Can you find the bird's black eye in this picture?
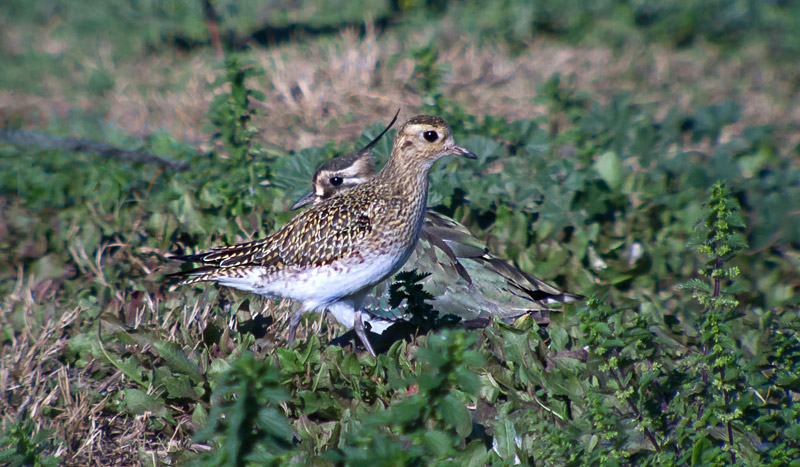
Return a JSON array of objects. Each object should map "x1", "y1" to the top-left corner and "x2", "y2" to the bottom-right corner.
[
  {"x1": 329, "y1": 176, "x2": 344, "y2": 186},
  {"x1": 423, "y1": 130, "x2": 439, "y2": 142}
]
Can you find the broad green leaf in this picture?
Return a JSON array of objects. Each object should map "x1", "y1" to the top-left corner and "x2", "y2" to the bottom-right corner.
[
  {"x1": 256, "y1": 407, "x2": 294, "y2": 442},
  {"x1": 192, "y1": 404, "x2": 208, "y2": 429},
  {"x1": 439, "y1": 394, "x2": 472, "y2": 438},
  {"x1": 594, "y1": 151, "x2": 623, "y2": 190},
  {"x1": 491, "y1": 415, "x2": 517, "y2": 461},
  {"x1": 164, "y1": 376, "x2": 200, "y2": 400},
  {"x1": 548, "y1": 325, "x2": 569, "y2": 352},
  {"x1": 123, "y1": 389, "x2": 169, "y2": 419},
  {"x1": 153, "y1": 341, "x2": 204, "y2": 383},
  {"x1": 341, "y1": 352, "x2": 361, "y2": 376},
  {"x1": 421, "y1": 430, "x2": 451, "y2": 458},
  {"x1": 691, "y1": 436, "x2": 714, "y2": 466},
  {"x1": 458, "y1": 440, "x2": 489, "y2": 467}
]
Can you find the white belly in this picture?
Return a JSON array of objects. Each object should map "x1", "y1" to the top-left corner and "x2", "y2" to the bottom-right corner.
[{"x1": 212, "y1": 246, "x2": 413, "y2": 311}]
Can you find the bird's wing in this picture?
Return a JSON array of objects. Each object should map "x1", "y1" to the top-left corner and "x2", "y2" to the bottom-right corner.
[
  {"x1": 172, "y1": 194, "x2": 377, "y2": 278},
  {"x1": 423, "y1": 210, "x2": 488, "y2": 258}
]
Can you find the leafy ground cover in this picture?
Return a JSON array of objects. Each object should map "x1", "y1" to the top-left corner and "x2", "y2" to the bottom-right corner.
[{"x1": 1, "y1": 1, "x2": 799, "y2": 465}]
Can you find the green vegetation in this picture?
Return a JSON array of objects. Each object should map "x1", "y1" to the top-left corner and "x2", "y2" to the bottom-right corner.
[{"x1": 2, "y1": 0, "x2": 799, "y2": 465}]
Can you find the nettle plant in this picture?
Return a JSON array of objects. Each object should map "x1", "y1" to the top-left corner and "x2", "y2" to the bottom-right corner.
[
  {"x1": 171, "y1": 53, "x2": 279, "y2": 249},
  {"x1": 565, "y1": 182, "x2": 800, "y2": 465},
  {"x1": 200, "y1": 54, "x2": 275, "y2": 224},
  {"x1": 189, "y1": 183, "x2": 799, "y2": 466}
]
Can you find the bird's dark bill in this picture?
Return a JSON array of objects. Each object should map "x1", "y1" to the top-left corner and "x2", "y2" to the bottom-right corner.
[{"x1": 291, "y1": 191, "x2": 317, "y2": 210}]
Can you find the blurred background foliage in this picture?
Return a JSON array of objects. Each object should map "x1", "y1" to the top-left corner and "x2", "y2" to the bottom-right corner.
[{"x1": 1, "y1": 0, "x2": 799, "y2": 465}]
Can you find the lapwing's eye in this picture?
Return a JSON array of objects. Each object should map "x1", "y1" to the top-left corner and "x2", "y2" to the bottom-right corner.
[
  {"x1": 329, "y1": 176, "x2": 344, "y2": 186},
  {"x1": 423, "y1": 130, "x2": 439, "y2": 143}
]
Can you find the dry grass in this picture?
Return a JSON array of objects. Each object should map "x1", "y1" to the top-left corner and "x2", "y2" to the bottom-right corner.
[
  {"x1": 0, "y1": 251, "x2": 342, "y2": 464},
  {"x1": 4, "y1": 23, "x2": 799, "y2": 153}
]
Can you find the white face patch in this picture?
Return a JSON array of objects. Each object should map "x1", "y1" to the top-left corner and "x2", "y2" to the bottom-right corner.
[
  {"x1": 314, "y1": 159, "x2": 376, "y2": 198},
  {"x1": 337, "y1": 165, "x2": 365, "y2": 181},
  {"x1": 347, "y1": 157, "x2": 376, "y2": 180}
]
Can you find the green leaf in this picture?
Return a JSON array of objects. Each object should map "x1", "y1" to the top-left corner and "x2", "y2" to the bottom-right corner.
[
  {"x1": 594, "y1": 151, "x2": 623, "y2": 190},
  {"x1": 152, "y1": 341, "x2": 203, "y2": 383},
  {"x1": 548, "y1": 325, "x2": 569, "y2": 352},
  {"x1": 722, "y1": 281, "x2": 748, "y2": 294},
  {"x1": 588, "y1": 434, "x2": 599, "y2": 452},
  {"x1": 491, "y1": 415, "x2": 517, "y2": 461},
  {"x1": 439, "y1": 394, "x2": 472, "y2": 438},
  {"x1": 123, "y1": 389, "x2": 169, "y2": 419},
  {"x1": 679, "y1": 278, "x2": 711, "y2": 293},
  {"x1": 164, "y1": 376, "x2": 200, "y2": 400},
  {"x1": 192, "y1": 404, "x2": 208, "y2": 429},
  {"x1": 379, "y1": 396, "x2": 426, "y2": 426},
  {"x1": 421, "y1": 430, "x2": 451, "y2": 458},
  {"x1": 276, "y1": 347, "x2": 302, "y2": 373},
  {"x1": 498, "y1": 324, "x2": 530, "y2": 366},
  {"x1": 256, "y1": 407, "x2": 294, "y2": 443},
  {"x1": 458, "y1": 440, "x2": 489, "y2": 467},
  {"x1": 340, "y1": 352, "x2": 361, "y2": 376},
  {"x1": 94, "y1": 345, "x2": 146, "y2": 388},
  {"x1": 691, "y1": 436, "x2": 713, "y2": 466}
]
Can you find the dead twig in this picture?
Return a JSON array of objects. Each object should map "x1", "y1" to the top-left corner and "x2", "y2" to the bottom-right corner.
[{"x1": 0, "y1": 128, "x2": 190, "y2": 171}]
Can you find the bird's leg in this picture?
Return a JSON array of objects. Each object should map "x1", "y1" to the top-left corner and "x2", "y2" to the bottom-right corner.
[
  {"x1": 287, "y1": 308, "x2": 305, "y2": 345},
  {"x1": 353, "y1": 309, "x2": 377, "y2": 356}
]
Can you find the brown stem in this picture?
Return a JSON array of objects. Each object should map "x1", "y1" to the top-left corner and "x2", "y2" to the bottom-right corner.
[
  {"x1": 202, "y1": 0, "x2": 225, "y2": 59},
  {"x1": 0, "y1": 128, "x2": 190, "y2": 171},
  {"x1": 609, "y1": 368, "x2": 661, "y2": 453}
]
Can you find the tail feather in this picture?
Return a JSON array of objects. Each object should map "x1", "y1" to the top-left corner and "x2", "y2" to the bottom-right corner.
[
  {"x1": 170, "y1": 252, "x2": 210, "y2": 264},
  {"x1": 166, "y1": 264, "x2": 219, "y2": 280},
  {"x1": 170, "y1": 236, "x2": 271, "y2": 269},
  {"x1": 168, "y1": 248, "x2": 261, "y2": 285},
  {"x1": 482, "y1": 257, "x2": 584, "y2": 304},
  {"x1": 363, "y1": 108, "x2": 400, "y2": 151}
]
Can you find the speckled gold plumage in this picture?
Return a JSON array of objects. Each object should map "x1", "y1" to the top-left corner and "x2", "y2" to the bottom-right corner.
[{"x1": 171, "y1": 114, "x2": 476, "y2": 355}]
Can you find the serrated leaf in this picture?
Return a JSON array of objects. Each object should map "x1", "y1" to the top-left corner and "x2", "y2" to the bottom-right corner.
[
  {"x1": 256, "y1": 407, "x2": 294, "y2": 442},
  {"x1": 678, "y1": 278, "x2": 711, "y2": 293},
  {"x1": 439, "y1": 394, "x2": 472, "y2": 438},
  {"x1": 123, "y1": 389, "x2": 169, "y2": 418},
  {"x1": 164, "y1": 375, "x2": 200, "y2": 399},
  {"x1": 153, "y1": 341, "x2": 203, "y2": 383},
  {"x1": 728, "y1": 232, "x2": 749, "y2": 249},
  {"x1": 421, "y1": 430, "x2": 451, "y2": 457}
]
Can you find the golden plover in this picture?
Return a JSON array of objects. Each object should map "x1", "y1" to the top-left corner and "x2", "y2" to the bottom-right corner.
[
  {"x1": 172, "y1": 115, "x2": 476, "y2": 355},
  {"x1": 291, "y1": 136, "x2": 582, "y2": 326}
]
